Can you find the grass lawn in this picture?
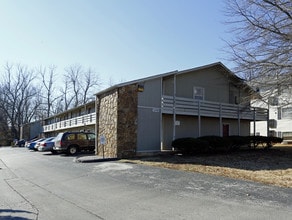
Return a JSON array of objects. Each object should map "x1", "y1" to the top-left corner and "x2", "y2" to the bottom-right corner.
[{"x1": 121, "y1": 145, "x2": 292, "y2": 188}]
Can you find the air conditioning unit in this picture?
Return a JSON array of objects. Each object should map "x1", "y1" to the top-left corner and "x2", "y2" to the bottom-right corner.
[{"x1": 269, "y1": 119, "x2": 277, "y2": 128}]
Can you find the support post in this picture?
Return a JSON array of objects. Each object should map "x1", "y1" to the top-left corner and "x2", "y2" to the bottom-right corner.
[
  {"x1": 219, "y1": 103, "x2": 222, "y2": 136},
  {"x1": 238, "y1": 106, "x2": 241, "y2": 135},
  {"x1": 253, "y1": 107, "x2": 256, "y2": 136},
  {"x1": 267, "y1": 107, "x2": 270, "y2": 136},
  {"x1": 198, "y1": 101, "x2": 201, "y2": 137},
  {"x1": 172, "y1": 74, "x2": 176, "y2": 141}
]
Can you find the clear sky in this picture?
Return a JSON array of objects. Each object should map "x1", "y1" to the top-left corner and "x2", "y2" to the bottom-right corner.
[{"x1": 0, "y1": 0, "x2": 231, "y2": 89}]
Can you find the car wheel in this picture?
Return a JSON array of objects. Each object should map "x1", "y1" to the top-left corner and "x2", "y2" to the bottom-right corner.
[
  {"x1": 68, "y1": 146, "x2": 77, "y2": 155},
  {"x1": 51, "y1": 150, "x2": 57, "y2": 154}
]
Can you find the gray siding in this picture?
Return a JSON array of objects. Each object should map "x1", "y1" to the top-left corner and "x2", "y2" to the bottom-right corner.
[
  {"x1": 137, "y1": 78, "x2": 162, "y2": 152},
  {"x1": 163, "y1": 68, "x2": 245, "y2": 104},
  {"x1": 162, "y1": 115, "x2": 200, "y2": 150},
  {"x1": 162, "y1": 115, "x2": 251, "y2": 150}
]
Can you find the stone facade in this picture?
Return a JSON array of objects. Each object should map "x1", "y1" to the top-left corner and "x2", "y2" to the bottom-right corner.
[
  {"x1": 117, "y1": 85, "x2": 138, "y2": 158},
  {"x1": 96, "y1": 84, "x2": 138, "y2": 158},
  {"x1": 96, "y1": 89, "x2": 118, "y2": 158}
]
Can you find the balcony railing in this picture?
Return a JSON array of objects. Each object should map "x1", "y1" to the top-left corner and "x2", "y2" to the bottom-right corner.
[
  {"x1": 43, "y1": 113, "x2": 96, "y2": 133},
  {"x1": 161, "y1": 95, "x2": 268, "y2": 121}
]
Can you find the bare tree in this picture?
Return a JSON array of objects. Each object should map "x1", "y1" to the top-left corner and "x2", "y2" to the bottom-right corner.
[
  {"x1": 65, "y1": 64, "x2": 82, "y2": 108},
  {"x1": 63, "y1": 64, "x2": 101, "y2": 109},
  {"x1": 81, "y1": 67, "x2": 101, "y2": 104},
  {"x1": 38, "y1": 66, "x2": 61, "y2": 117},
  {"x1": 0, "y1": 63, "x2": 41, "y2": 139},
  {"x1": 224, "y1": 0, "x2": 292, "y2": 103},
  {"x1": 58, "y1": 78, "x2": 74, "y2": 112}
]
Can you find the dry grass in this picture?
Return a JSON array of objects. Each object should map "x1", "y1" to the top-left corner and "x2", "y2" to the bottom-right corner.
[{"x1": 121, "y1": 145, "x2": 292, "y2": 188}]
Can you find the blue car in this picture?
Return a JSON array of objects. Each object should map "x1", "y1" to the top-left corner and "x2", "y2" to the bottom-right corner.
[{"x1": 27, "y1": 138, "x2": 45, "y2": 150}]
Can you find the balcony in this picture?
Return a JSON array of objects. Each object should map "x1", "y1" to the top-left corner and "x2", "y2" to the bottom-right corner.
[
  {"x1": 43, "y1": 113, "x2": 96, "y2": 133},
  {"x1": 161, "y1": 95, "x2": 268, "y2": 121}
]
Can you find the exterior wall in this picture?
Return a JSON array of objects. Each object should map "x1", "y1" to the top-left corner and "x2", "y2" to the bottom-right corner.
[
  {"x1": 251, "y1": 103, "x2": 292, "y2": 138},
  {"x1": 93, "y1": 63, "x2": 261, "y2": 156},
  {"x1": 137, "y1": 78, "x2": 162, "y2": 152},
  {"x1": 21, "y1": 120, "x2": 43, "y2": 140},
  {"x1": 117, "y1": 85, "x2": 138, "y2": 158},
  {"x1": 96, "y1": 85, "x2": 138, "y2": 158},
  {"x1": 162, "y1": 114, "x2": 200, "y2": 150},
  {"x1": 163, "y1": 67, "x2": 247, "y2": 104},
  {"x1": 162, "y1": 114, "x2": 251, "y2": 150},
  {"x1": 161, "y1": 65, "x2": 253, "y2": 150},
  {"x1": 96, "y1": 90, "x2": 118, "y2": 158}
]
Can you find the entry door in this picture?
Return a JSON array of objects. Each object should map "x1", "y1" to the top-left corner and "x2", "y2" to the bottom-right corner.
[{"x1": 223, "y1": 124, "x2": 229, "y2": 137}]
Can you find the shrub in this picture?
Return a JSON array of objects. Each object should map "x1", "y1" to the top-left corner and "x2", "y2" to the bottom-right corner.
[
  {"x1": 226, "y1": 136, "x2": 250, "y2": 150},
  {"x1": 171, "y1": 137, "x2": 209, "y2": 155},
  {"x1": 198, "y1": 136, "x2": 232, "y2": 152},
  {"x1": 247, "y1": 136, "x2": 283, "y2": 149}
]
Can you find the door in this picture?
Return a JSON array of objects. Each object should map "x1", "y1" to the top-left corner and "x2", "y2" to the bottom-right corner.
[{"x1": 223, "y1": 124, "x2": 229, "y2": 137}]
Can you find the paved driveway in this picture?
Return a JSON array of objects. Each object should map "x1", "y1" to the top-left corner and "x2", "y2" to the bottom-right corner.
[{"x1": 0, "y1": 147, "x2": 291, "y2": 219}]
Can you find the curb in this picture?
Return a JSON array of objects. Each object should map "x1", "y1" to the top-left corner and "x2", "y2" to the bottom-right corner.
[{"x1": 75, "y1": 157, "x2": 119, "y2": 163}]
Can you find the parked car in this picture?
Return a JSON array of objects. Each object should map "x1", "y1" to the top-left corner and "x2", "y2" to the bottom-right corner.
[
  {"x1": 25, "y1": 138, "x2": 38, "y2": 148},
  {"x1": 27, "y1": 138, "x2": 46, "y2": 150},
  {"x1": 38, "y1": 137, "x2": 56, "y2": 153},
  {"x1": 53, "y1": 131, "x2": 95, "y2": 155},
  {"x1": 15, "y1": 139, "x2": 26, "y2": 147}
]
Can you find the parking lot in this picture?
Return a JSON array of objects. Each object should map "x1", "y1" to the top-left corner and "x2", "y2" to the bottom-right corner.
[{"x1": 1, "y1": 147, "x2": 292, "y2": 219}]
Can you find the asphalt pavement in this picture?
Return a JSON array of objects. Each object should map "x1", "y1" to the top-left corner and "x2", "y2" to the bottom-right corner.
[{"x1": 0, "y1": 147, "x2": 291, "y2": 220}]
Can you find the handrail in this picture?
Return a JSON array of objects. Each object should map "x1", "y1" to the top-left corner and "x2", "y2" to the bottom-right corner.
[
  {"x1": 43, "y1": 113, "x2": 96, "y2": 132},
  {"x1": 161, "y1": 95, "x2": 268, "y2": 121}
]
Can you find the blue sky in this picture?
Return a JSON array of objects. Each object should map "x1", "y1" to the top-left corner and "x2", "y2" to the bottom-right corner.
[{"x1": 0, "y1": 0, "x2": 231, "y2": 88}]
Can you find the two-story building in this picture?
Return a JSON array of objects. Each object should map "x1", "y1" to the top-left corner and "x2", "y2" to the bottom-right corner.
[
  {"x1": 43, "y1": 101, "x2": 96, "y2": 137},
  {"x1": 95, "y1": 62, "x2": 268, "y2": 158},
  {"x1": 250, "y1": 78, "x2": 292, "y2": 144}
]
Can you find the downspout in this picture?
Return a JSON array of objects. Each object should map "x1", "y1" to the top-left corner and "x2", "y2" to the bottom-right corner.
[
  {"x1": 238, "y1": 106, "x2": 241, "y2": 135},
  {"x1": 253, "y1": 107, "x2": 256, "y2": 136},
  {"x1": 173, "y1": 74, "x2": 177, "y2": 141},
  {"x1": 198, "y1": 101, "x2": 201, "y2": 137},
  {"x1": 267, "y1": 104, "x2": 270, "y2": 136},
  {"x1": 95, "y1": 95, "x2": 99, "y2": 155},
  {"x1": 219, "y1": 103, "x2": 222, "y2": 136},
  {"x1": 160, "y1": 77, "x2": 163, "y2": 151}
]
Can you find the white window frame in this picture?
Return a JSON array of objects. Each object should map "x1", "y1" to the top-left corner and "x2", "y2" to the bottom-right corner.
[
  {"x1": 282, "y1": 107, "x2": 292, "y2": 119},
  {"x1": 193, "y1": 87, "x2": 205, "y2": 100}
]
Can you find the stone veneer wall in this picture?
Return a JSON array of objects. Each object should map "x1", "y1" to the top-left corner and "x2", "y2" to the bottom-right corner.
[
  {"x1": 116, "y1": 85, "x2": 138, "y2": 158},
  {"x1": 96, "y1": 89, "x2": 118, "y2": 158},
  {"x1": 96, "y1": 84, "x2": 138, "y2": 159}
]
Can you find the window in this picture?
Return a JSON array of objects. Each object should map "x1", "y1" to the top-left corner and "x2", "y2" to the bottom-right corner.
[
  {"x1": 65, "y1": 134, "x2": 75, "y2": 141},
  {"x1": 283, "y1": 132, "x2": 292, "y2": 139},
  {"x1": 193, "y1": 87, "x2": 205, "y2": 100},
  {"x1": 87, "y1": 133, "x2": 96, "y2": 141},
  {"x1": 277, "y1": 107, "x2": 282, "y2": 120},
  {"x1": 268, "y1": 97, "x2": 279, "y2": 106},
  {"x1": 282, "y1": 107, "x2": 292, "y2": 119},
  {"x1": 77, "y1": 133, "x2": 87, "y2": 140}
]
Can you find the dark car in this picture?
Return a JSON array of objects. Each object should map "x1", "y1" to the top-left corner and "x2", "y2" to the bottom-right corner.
[
  {"x1": 15, "y1": 139, "x2": 26, "y2": 147},
  {"x1": 53, "y1": 131, "x2": 95, "y2": 155}
]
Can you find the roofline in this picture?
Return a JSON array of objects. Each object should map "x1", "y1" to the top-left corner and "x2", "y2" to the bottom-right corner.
[
  {"x1": 44, "y1": 100, "x2": 95, "y2": 120},
  {"x1": 95, "y1": 62, "x2": 238, "y2": 96},
  {"x1": 95, "y1": 70, "x2": 179, "y2": 96}
]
